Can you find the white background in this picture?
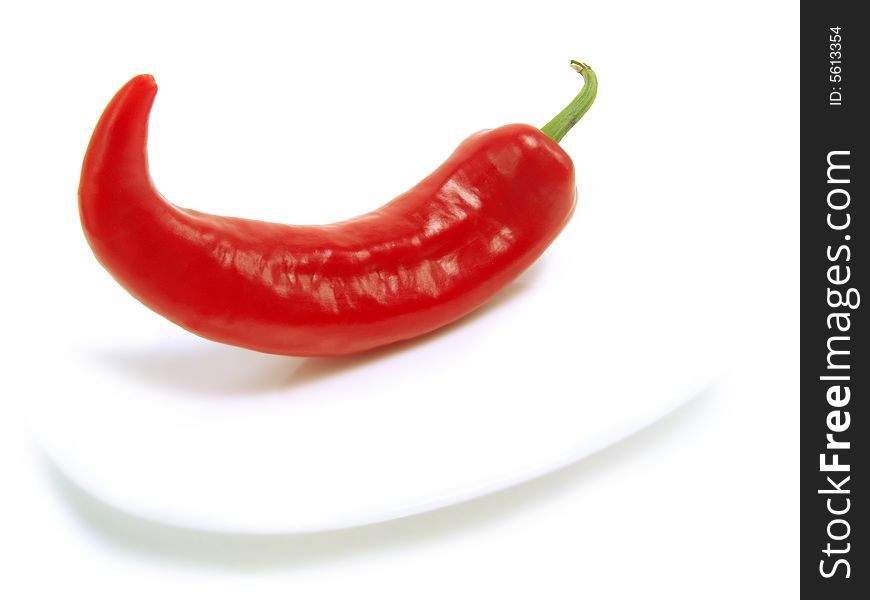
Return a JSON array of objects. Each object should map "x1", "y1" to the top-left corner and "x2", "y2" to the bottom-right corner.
[{"x1": 1, "y1": 0, "x2": 798, "y2": 597}]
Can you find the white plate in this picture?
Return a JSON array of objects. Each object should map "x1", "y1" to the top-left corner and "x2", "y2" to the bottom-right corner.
[{"x1": 28, "y1": 218, "x2": 720, "y2": 533}]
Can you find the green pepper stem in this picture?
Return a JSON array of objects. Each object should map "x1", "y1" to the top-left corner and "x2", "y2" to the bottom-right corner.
[{"x1": 541, "y1": 60, "x2": 597, "y2": 143}]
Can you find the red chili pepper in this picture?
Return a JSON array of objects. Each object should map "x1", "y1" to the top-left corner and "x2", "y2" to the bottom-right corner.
[{"x1": 79, "y1": 61, "x2": 597, "y2": 356}]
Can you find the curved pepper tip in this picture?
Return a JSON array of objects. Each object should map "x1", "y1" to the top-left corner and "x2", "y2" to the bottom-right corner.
[{"x1": 130, "y1": 73, "x2": 157, "y2": 90}]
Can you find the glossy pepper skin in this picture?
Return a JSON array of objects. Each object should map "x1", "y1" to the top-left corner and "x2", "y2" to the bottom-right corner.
[{"x1": 79, "y1": 66, "x2": 594, "y2": 356}]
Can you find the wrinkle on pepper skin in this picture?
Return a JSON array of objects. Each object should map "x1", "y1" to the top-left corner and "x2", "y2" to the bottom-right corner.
[
  {"x1": 440, "y1": 179, "x2": 483, "y2": 210},
  {"x1": 488, "y1": 227, "x2": 516, "y2": 255}
]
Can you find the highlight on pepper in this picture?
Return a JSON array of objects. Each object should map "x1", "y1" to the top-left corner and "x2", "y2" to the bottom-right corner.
[{"x1": 78, "y1": 62, "x2": 597, "y2": 356}]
